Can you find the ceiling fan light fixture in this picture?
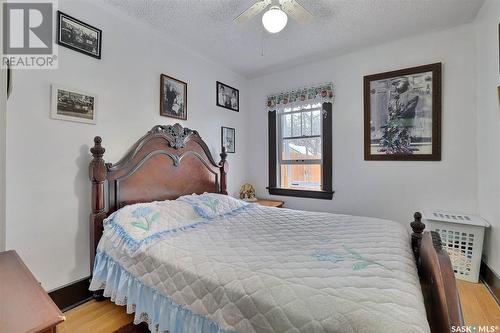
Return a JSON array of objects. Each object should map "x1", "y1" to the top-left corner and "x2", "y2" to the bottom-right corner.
[{"x1": 262, "y1": 6, "x2": 288, "y2": 33}]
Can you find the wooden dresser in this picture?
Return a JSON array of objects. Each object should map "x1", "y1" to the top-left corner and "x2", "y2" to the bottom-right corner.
[{"x1": 0, "y1": 250, "x2": 65, "y2": 333}]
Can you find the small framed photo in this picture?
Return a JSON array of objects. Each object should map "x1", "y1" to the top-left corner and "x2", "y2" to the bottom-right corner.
[
  {"x1": 57, "y1": 11, "x2": 102, "y2": 59},
  {"x1": 221, "y1": 126, "x2": 235, "y2": 153},
  {"x1": 364, "y1": 63, "x2": 442, "y2": 161},
  {"x1": 217, "y1": 81, "x2": 239, "y2": 112},
  {"x1": 51, "y1": 84, "x2": 97, "y2": 124},
  {"x1": 160, "y1": 74, "x2": 187, "y2": 120}
]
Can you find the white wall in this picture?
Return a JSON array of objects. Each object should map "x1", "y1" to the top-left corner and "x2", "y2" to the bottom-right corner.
[
  {"x1": 6, "y1": 0, "x2": 250, "y2": 290},
  {"x1": 5, "y1": 0, "x2": 494, "y2": 291},
  {"x1": 248, "y1": 24, "x2": 478, "y2": 225},
  {"x1": 0, "y1": 1, "x2": 6, "y2": 252},
  {"x1": 475, "y1": 0, "x2": 500, "y2": 275}
]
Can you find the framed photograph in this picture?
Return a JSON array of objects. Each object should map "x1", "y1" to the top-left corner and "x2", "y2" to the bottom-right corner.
[
  {"x1": 160, "y1": 74, "x2": 187, "y2": 120},
  {"x1": 51, "y1": 84, "x2": 97, "y2": 124},
  {"x1": 364, "y1": 63, "x2": 441, "y2": 161},
  {"x1": 57, "y1": 11, "x2": 102, "y2": 59},
  {"x1": 6, "y1": 59, "x2": 12, "y2": 99},
  {"x1": 221, "y1": 126, "x2": 235, "y2": 153},
  {"x1": 217, "y1": 81, "x2": 239, "y2": 112}
]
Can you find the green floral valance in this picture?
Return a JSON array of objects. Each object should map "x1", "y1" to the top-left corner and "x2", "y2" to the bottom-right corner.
[{"x1": 266, "y1": 83, "x2": 334, "y2": 112}]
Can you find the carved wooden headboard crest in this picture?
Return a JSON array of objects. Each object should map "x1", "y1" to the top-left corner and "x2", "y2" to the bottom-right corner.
[{"x1": 89, "y1": 123, "x2": 228, "y2": 274}]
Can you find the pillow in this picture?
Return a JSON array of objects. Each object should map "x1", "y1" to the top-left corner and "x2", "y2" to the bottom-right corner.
[
  {"x1": 177, "y1": 193, "x2": 250, "y2": 219},
  {"x1": 102, "y1": 199, "x2": 200, "y2": 255}
]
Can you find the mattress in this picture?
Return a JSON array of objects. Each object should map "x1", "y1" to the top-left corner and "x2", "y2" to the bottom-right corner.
[{"x1": 90, "y1": 194, "x2": 430, "y2": 333}]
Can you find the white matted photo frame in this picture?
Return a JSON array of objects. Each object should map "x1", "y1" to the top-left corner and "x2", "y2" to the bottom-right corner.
[
  {"x1": 221, "y1": 126, "x2": 235, "y2": 153},
  {"x1": 51, "y1": 84, "x2": 97, "y2": 124}
]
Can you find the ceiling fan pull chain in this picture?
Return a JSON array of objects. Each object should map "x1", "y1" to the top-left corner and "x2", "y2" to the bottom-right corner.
[{"x1": 261, "y1": 33, "x2": 265, "y2": 57}]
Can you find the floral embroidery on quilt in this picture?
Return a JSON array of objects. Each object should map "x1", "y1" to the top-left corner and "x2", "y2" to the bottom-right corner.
[
  {"x1": 311, "y1": 245, "x2": 391, "y2": 271},
  {"x1": 199, "y1": 196, "x2": 221, "y2": 214},
  {"x1": 130, "y1": 207, "x2": 161, "y2": 231},
  {"x1": 311, "y1": 249, "x2": 344, "y2": 263},
  {"x1": 177, "y1": 193, "x2": 250, "y2": 219},
  {"x1": 317, "y1": 235, "x2": 332, "y2": 243},
  {"x1": 342, "y1": 245, "x2": 391, "y2": 271}
]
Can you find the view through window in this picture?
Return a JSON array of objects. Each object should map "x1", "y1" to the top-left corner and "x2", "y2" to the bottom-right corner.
[{"x1": 278, "y1": 103, "x2": 322, "y2": 190}]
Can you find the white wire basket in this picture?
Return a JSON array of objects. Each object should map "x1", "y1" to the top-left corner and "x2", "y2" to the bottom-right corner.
[{"x1": 423, "y1": 211, "x2": 490, "y2": 283}]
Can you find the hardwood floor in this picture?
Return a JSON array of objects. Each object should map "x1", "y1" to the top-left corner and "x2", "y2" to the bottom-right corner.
[
  {"x1": 457, "y1": 280, "x2": 500, "y2": 328},
  {"x1": 58, "y1": 300, "x2": 133, "y2": 333},
  {"x1": 59, "y1": 281, "x2": 500, "y2": 332}
]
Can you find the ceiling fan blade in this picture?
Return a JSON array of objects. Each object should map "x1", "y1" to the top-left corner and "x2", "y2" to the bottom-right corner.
[
  {"x1": 280, "y1": 0, "x2": 312, "y2": 23},
  {"x1": 234, "y1": 0, "x2": 272, "y2": 23}
]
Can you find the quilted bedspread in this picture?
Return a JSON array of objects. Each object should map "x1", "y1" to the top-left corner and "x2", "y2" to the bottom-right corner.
[{"x1": 91, "y1": 195, "x2": 430, "y2": 333}]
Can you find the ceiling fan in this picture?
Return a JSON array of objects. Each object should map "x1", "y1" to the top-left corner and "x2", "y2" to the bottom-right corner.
[{"x1": 234, "y1": 0, "x2": 312, "y2": 34}]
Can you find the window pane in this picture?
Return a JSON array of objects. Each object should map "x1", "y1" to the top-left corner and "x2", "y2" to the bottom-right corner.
[
  {"x1": 282, "y1": 137, "x2": 322, "y2": 160},
  {"x1": 282, "y1": 114, "x2": 291, "y2": 137},
  {"x1": 292, "y1": 113, "x2": 301, "y2": 137},
  {"x1": 302, "y1": 111, "x2": 311, "y2": 136},
  {"x1": 312, "y1": 110, "x2": 321, "y2": 135},
  {"x1": 280, "y1": 164, "x2": 321, "y2": 190}
]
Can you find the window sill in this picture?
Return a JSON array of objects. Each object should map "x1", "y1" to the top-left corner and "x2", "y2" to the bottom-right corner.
[{"x1": 266, "y1": 187, "x2": 334, "y2": 200}]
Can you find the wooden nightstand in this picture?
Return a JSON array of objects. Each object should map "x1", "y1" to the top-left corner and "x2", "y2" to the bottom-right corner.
[{"x1": 254, "y1": 199, "x2": 284, "y2": 208}]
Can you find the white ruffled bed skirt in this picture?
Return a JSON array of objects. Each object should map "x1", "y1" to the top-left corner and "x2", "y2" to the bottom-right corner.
[{"x1": 89, "y1": 251, "x2": 233, "y2": 333}]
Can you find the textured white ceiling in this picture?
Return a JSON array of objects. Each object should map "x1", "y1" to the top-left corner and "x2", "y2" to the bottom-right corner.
[{"x1": 103, "y1": 0, "x2": 484, "y2": 78}]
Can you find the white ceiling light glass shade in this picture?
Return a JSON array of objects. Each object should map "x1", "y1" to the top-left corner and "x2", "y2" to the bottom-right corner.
[{"x1": 262, "y1": 6, "x2": 288, "y2": 33}]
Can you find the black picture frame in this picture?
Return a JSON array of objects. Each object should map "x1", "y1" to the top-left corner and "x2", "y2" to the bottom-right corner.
[
  {"x1": 6, "y1": 59, "x2": 12, "y2": 99},
  {"x1": 221, "y1": 126, "x2": 235, "y2": 153},
  {"x1": 363, "y1": 63, "x2": 442, "y2": 161},
  {"x1": 57, "y1": 11, "x2": 102, "y2": 59},
  {"x1": 216, "y1": 81, "x2": 239, "y2": 112},
  {"x1": 160, "y1": 74, "x2": 188, "y2": 120}
]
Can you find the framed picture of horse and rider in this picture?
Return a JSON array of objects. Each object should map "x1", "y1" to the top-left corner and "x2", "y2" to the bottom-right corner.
[{"x1": 363, "y1": 63, "x2": 442, "y2": 161}]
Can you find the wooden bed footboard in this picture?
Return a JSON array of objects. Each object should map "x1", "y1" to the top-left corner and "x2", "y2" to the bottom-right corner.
[{"x1": 411, "y1": 212, "x2": 464, "y2": 333}]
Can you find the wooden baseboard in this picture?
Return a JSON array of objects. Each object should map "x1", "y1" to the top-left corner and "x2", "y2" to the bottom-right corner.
[
  {"x1": 480, "y1": 261, "x2": 500, "y2": 305},
  {"x1": 48, "y1": 276, "x2": 92, "y2": 312}
]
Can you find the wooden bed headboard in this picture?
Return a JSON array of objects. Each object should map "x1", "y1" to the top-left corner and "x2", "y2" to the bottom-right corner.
[{"x1": 89, "y1": 123, "x2": 228, "y2": 274}]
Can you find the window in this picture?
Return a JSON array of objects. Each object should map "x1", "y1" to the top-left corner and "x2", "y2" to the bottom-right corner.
[
  {"x1": 268, "y1": 102, "x2": 333, "y2": 199},
  {"x1": 279, "y1": 103, "x2": 322, "y2": 191}
]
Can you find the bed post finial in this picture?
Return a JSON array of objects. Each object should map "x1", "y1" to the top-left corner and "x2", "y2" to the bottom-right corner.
[
  {"x1": 90, "y1": 136, "x2": 105, "y2": 159},
  {"x1": 410, "y1": 212, "x2": 425, "y2": 261},
  {"x1": 89, "y1": 136, "x2": 107, "y2": 301},
  {"x1": 219, "y1": 146, "x2": 228, "y2": 195}
]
